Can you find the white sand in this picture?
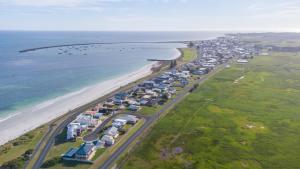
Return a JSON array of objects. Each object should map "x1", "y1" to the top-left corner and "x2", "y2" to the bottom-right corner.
[{"x1": 0, "y1": 63, "x2": 158, "y2": 145}]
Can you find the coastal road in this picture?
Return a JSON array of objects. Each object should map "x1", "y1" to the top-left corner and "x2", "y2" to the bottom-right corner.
[
  {"x1": 98, "y1": 64, "x2": 226, "y2": 169},
  {"x1": 27, "y1": 55, "x2": 172, "y2": 169}
]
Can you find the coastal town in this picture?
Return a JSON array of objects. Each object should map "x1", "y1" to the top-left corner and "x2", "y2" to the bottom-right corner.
[
  {"x1": 1, "y1": 1, "x2": 300, "y2": 168},
  {"x1": 46, "y1": 35, "x2": 260, "y2": 166},
  {"x1": 0, "y1": 34, "x2": 262, "y2": 169}
]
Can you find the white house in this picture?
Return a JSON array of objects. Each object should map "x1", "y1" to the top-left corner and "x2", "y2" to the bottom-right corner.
[
  {"x1": 101, "y1": 135, "x2": 115, "y2": 146},
  {"x1": 119, "y1": 115, "x2": 139, "y2": 124},
  {"x1": 104, "y1": 126, "x2": 119, "y2": 138},
  {"x1": 67, "y1": 123, "x2": 81, "y2": 140},
  {"x1": 74, "y1": 114, "x2": 98, "y2": 127}
]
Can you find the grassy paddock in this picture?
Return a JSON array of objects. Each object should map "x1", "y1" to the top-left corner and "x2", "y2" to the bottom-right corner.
[
  {"x1": 0, "y1": 125, "x2": 47, "y2": 167},
  {"x1": 122, "y1": 52, "x2": 300, "y2": 169},
  {"x1": 180, "y1": 48, "x2": 197, "y2": 62}
]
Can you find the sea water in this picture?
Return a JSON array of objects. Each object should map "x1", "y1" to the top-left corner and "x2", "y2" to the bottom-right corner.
[{"x1": 0, "y1": 31, "x2": 224, "y2": 121}]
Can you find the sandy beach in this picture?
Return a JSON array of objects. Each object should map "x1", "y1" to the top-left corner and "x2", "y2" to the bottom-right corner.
[{"x1": 0, "y1": 62, "x2": 158, "y2": 146}]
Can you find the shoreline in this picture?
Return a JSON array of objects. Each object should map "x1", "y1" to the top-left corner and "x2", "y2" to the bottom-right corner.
[
  {"x1": 0, "y1": 62, "x2": 156, "y2": 146},
  {"x1": 0, "y1": 48, "x2": 181, "y2": 146}
]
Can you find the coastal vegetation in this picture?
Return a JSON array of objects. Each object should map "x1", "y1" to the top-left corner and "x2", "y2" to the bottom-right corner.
[
  {"x1": 121, "y1": 52, "x2": 300, "y2": 169},
  {"x1": 0, "y1": 126, "x2": 47, "y2": 168}
]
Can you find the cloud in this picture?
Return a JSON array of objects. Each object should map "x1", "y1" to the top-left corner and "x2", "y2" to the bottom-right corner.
[
  {"x1": 0, "y1": 0, "x2": 188, "y2": 8},
  {"x1": 1, "y1": 0, "x2": 83, "y2": 7},
  {"x1": 247, "y1": 0, "x2": 300, "y2": 18}
]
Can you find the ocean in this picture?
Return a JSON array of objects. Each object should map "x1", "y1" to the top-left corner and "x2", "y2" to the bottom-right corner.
[{"x1": 0, "y1": 31, "x2": 224, "y2": 122}]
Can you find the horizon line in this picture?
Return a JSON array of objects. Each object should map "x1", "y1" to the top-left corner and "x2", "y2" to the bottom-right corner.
[{"x1": 1, "y1": 29, "x2": 300, "y2": 33}]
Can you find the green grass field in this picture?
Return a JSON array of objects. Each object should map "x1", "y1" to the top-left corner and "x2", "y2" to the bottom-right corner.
[
  {"x1": 181, "y1": 48, "x2": 197, "y2": 62},
  {"x1": 122, "y1": 52, "x2": 300, "y2": 169}
]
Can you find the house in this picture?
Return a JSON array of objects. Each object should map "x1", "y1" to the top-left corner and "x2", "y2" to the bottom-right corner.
[
  {"x1": 92, "y1": 140, "x2": 103, "y2": 148},
  {"x1": 62, "y1": 148, "x2": 78, "y2": 160},
  {"x1": 140, "y1": 99, "x2": 149, "y2": 106},
  {"x1": 62, "y1": 140, "x2": 102, "y2": 162},
  {"x1": 114, "y1": 92, "x2": 128, "y2": 100},
  {"x1": 112, "y1": 119, "x2": 127, "y2": 128},
  {"x1": 91, "y1": 104, "x2": 101, "y2": 112},
  {"x1": 101, "y1": 135, "x2": 115, "y2": 146},
  {"x1": 192, "y1": 70, "x2": 206, "y2": 75},
  {"x1": 74, "y1": 142, "x2": 96, "y2": 160},
  {"x1": 119, "y1": 115, "x2": 139, "y2": 124},
  {"x1": 75, "y1": 114, "x2": 98, "y2": 127},
  {"x1": 113, "y1": 119, "x2": 127, "y2": 125},
  {"x1": 157, "y1": 84, "x2": 169, "y2": 91},
  {"x1": 180, "y1": 78, "x2": 189, "y2": 86},
  {"x1": 67, "y1": 123, "x2": 81, "y2": 140},
  {"x1": 98, "y1": 107, "x2": 115, "y2": 115},
  {"x1": 146, "y1": 99, "x2": 158, "y2": 107},
  {"x1": 125, "y1": 99, "x2": 140, "y2": 106},
  {"x1": 237, "y1": 59, "x2": 248, "y2": 64},
  {"x1": 142, "y1": 81, "x2": 156, "y2": 89},
  {"x1": 84, "y1": 111, "x2": 97, "y2": 117},
  {"x1": 113, "y1": 98, "x2": 123, "y2": 105},
  {"x1": 128, "y1": 104, "x2": 141, "y2": 111},
  {"x1": 93, "y1": 112, "x2": 103, "y2": 119},
  {"x1": 104, "y1": 126, "x2": 119, "y2": 138},
  {"x1": 112, "y1": 121, "x2": 124, "y2": 128}
]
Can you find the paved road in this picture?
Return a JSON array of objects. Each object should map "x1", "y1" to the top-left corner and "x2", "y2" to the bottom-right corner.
[{"x1": 98, "y1": 65, "x2": 225, "y2": 169}]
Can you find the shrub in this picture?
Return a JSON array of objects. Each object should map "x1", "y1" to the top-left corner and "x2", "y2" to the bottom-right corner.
[
  {"x1": 1, "y1": 157, "x2": 24, "y2": 169},
  {"x1": 41, "y1": 157, "x2": 61, "y2": 168}
]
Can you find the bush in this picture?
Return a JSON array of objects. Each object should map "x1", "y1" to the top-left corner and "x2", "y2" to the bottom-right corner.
[
  {"x1": 41, "y1": 157, "x2": 61, "y2": 168},
  {"x1": 1, "y1": 157, "x2": 24, "y2": 169},
  {"x1": 0, "y1": 148, "x2": 35, "y2": 169},
  {"x1": 118, "y1": 128, "x2": 127, "y2": 135},
  {"x1": 24, "y1": 149, "x2": 33, "y2": 156},
  {"x1": 0, "y1": 144, "x2": 12, "y2": 155}
]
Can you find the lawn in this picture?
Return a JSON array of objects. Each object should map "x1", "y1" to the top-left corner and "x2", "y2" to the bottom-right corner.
[
  {"x1": 121, "y1": 52, "x2": 300, "y2": 169},
  {"x1": 180, "y1": 48, "x2": 197, "y2": 62}
]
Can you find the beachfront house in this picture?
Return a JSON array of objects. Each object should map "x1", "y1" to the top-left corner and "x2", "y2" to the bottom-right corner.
[
  {"x1": 75, "y1": 114, "x2": 98, "y2": 127},
  {"x1": 67, "y1": 123, "x2": 81, "y2": 140},
  {"x1": 113, "y1": 98, "x2": 123, "y2": 105},
  {"x1": 141, "y1": 81, "x2": 156, "y2": 89},
  {"x1": 114, "y1": 92, "x2": 128, "y2": 100}
]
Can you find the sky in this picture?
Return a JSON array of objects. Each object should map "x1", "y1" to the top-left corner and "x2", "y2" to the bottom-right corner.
[{"x1": 0, "y1": 0, "x2": 300, "y2": 32}]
